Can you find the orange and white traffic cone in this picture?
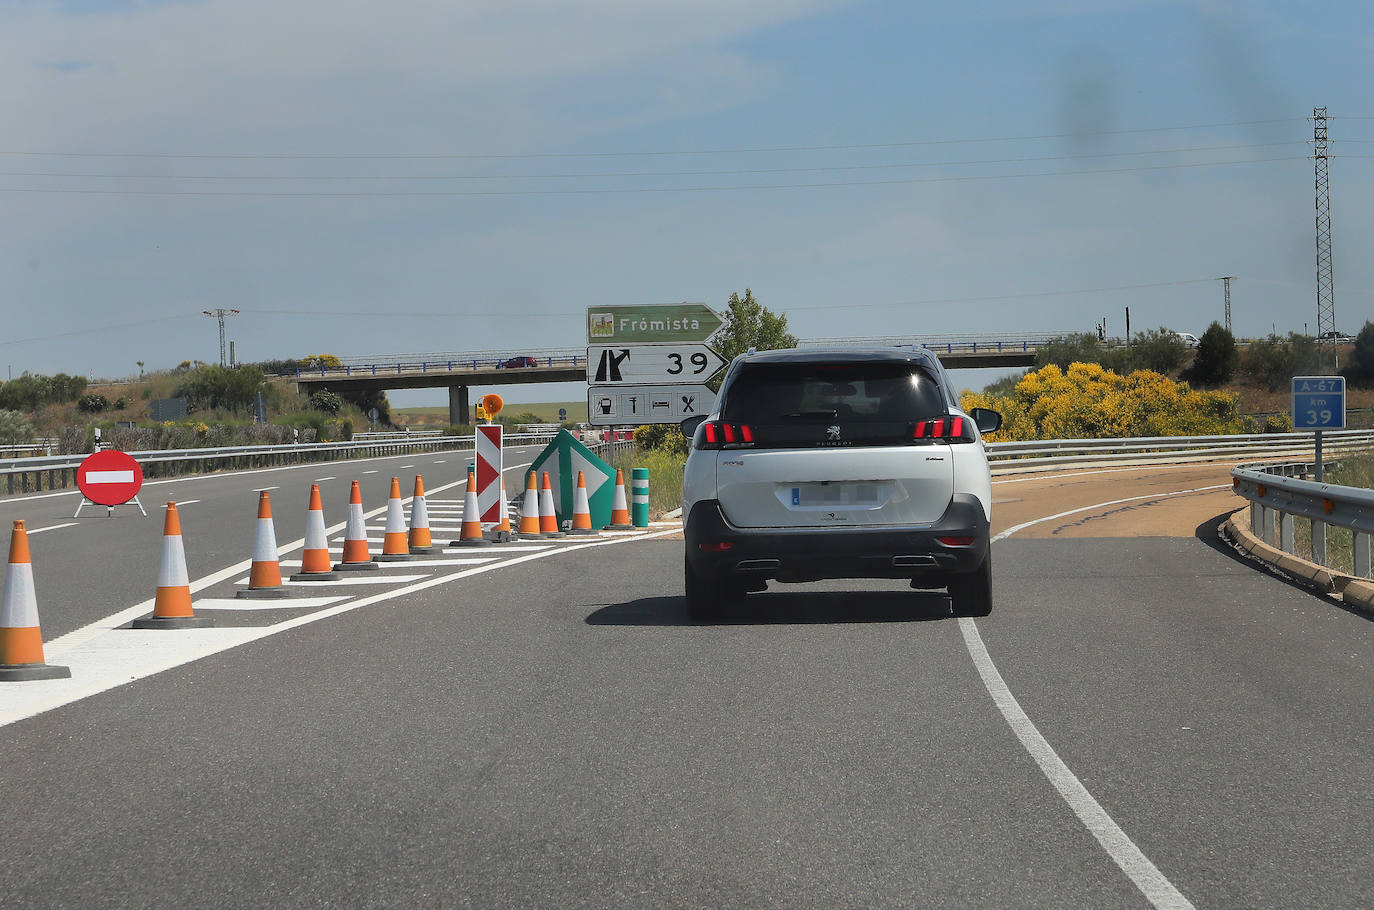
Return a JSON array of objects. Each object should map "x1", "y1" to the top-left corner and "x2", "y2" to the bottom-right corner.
[
  {"x1": 453, "y1": 470, "x2": 490, "y2": 547},
  {"x1": 568, "y1": 471, "x2": 597, "y2": 536},
  {"x1": 237, "y1": 490, "x2": 290, "y2": 598},
  {"x1": 376, "y1": 477, "x2": 416, "y2": 562},
  {"x1": 539, "y1": 471, "x2": 564, "y2": 537},
  {"x1": 494, "y1": 474, "x2": 515, "y2": 540},
  {"x1": 133, "y1": 502, "x2": 212, "y2": 629},
  {"x1": 407, "y1": 475, "x2": 435, "y2": 554},
  {"x1": 334, "y1": 481, "x2": 379, "y2": 571},
  {"x1": 605, "y1": 468, "x2": 633, "y2": 530},
  {"x1": 518, "y1": 471, "x2": 542, "y2": 537},
  {"x1": 291, "y1": 484, "x2": 339, "y2": 581},
  {"x1": 0, "y1": 520, "x2": 71, "y2": 680}
]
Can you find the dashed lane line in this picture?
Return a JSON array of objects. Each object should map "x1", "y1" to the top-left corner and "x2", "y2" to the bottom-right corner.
[{"x1": 27, "y1": 522, "x2": 78, "y2": 535}]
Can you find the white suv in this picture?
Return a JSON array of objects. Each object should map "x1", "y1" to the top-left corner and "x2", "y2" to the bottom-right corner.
[{"x1": 681, "y1": 347, "x2": 1002, "y2": 621}]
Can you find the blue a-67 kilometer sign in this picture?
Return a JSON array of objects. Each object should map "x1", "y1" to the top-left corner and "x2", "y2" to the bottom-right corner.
[{"x1": 1291, "y1": 376, "x2": 1345, "y2": 429}]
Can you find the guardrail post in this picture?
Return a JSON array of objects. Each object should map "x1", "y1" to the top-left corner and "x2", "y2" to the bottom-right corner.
[
  {"x1": 1279, "y1": 512, "x2": 1294, "y2": 553},
  {"x1": 1355, "y1": 532, "x2": 1371, "y2": 579},
  {"x1": 1311, "y1": 520, "x2": 1328, "y2": 566}
]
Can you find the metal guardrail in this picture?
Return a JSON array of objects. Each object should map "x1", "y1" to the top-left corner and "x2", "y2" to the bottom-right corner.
[
  {"x1": 0, "y1": 439, "x2": 60, "y2": 458},
  {"x1": 985, "y1": 430, "x2": 1374, "y2": 471},
  {"x1": 1231, "y1": 462, "x2": 1373, "y2": 579},
  {"x1": 352, "y1": 430, "x2": 443, "y2": 440},
  {"x1": 0, "y1": 432, "x2": 563, "y2": 497}
]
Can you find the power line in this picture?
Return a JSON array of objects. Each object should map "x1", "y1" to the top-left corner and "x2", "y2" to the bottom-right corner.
[
  {"x1": 0, "y1": 142, "x2": 1304, "y2": 182},
  {"x1": 0, "y1": 118, "x2": 1304, "y2": 161},
  {"x1": 0, "y1": 156, "x2": 1307, "y2": 198}
]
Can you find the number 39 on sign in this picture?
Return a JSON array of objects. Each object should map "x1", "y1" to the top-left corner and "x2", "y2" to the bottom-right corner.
[{"x1": 1291, "y1": 375, "x2": 1345, "y2": 430}]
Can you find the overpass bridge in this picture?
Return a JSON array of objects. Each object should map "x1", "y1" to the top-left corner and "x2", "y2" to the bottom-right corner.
[{"x1": 286, "y1": 333, "x2": 1062, "y2": 425}]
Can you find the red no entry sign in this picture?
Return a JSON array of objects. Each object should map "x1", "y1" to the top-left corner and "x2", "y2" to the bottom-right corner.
[{"x1": 77, "y1": 449, "x2": 144, "y2": 506}]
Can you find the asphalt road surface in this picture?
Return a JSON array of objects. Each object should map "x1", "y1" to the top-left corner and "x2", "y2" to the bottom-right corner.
[{"x1": 1, "y1": 455, "x2": 1370, "y2": 908}]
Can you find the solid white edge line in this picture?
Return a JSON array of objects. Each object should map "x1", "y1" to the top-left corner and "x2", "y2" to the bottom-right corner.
[
  {"x1": 176, "y1": 499, "x2": 200, "y2": 506},
  {"x1": 959, "y1": 619, "x2": 1195, "y2": 909},
  {"x1": 991, "y1": 485, "x2": 1231, "y2": 542}
]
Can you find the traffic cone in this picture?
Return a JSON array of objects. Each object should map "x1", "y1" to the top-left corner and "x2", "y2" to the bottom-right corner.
[
  {"x1": 493, "y1": 474, "x2": 514, "y2": 540},
  {"x1": 568, "y1": 471, "x2": 597, "y2": 536},
  {"x1": 334, "y1": 481, "x2": 379, "y2": 571},
  {"x1": 133, "y1": 502, "x2": 212, "y2": 629},
  {"x1": 376, "y1": 477, "x2": 416, "y2": 562},
  {"x1": 605, "y1": 468, "x2": 633, "y2": 529},
  {"x1": 518, "y1": 471, "x2": 542, "y2": 537},
  {"x1": 291, "y1": 484, "x2": 338, "y2": 581},
  {"x1": 452, "y1": 470, "x2": 490, "y2": 547},
  {"x1": 407, "y1": 475, "x2": 436, "y2": 554},
  {"x1": 539, "y1": 471, "x2": 564, "y2": 537},
  {"x1": 0, "y1": 520, "x2": 71, "y2": 680},
  {"x1": 237, "y1": 490, "x2": 290, "y2": 598}
]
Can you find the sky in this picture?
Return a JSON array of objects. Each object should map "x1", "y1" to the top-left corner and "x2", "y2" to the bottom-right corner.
[{"x1": 3, "y1": 0, "x2": 1373, "y2": 406}]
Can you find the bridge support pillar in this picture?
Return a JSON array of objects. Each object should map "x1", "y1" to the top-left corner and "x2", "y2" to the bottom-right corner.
[{"x1": 449, "y1": 385, "x2": 470, "y2": 427}]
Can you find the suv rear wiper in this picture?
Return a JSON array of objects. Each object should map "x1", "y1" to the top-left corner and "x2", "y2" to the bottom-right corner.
[{"x1": 779, "y1": 410, "x2": 839, "y2": 420}]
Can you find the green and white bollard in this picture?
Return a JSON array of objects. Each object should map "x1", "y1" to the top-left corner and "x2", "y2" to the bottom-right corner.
[{"x1": 631, "y1": 467, "x2": 650, "y2": 528}]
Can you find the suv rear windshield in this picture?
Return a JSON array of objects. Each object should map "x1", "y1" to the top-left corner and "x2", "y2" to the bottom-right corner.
[{"x1": 719, "y1": 361, "x2": 948, "y2": 446}]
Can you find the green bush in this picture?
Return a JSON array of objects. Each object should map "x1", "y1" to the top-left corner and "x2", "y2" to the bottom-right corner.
[
  {"x1": 0, "y1": 372, "x2": 88, "y2": 411},
  {"x1": 1343, "y1": 321, "x2": 1374, "y2": 387},
  {"x1": 612, "y1": 448, "x2": 687, "y2": 516},
  {"x1": 0, "y1": 409, "x2": 33, "y2": 445},
  {"x1": 1181, "y1": 322, "x2": 1238, "y2": 387},
  {"x1": 77, "y1": 393, "x2": 109, "y2": 413},
  {"x1": 174, "y1": 364, "x2": 265, "y2": 412},
  {"x1": 309, "y1": 389, "x2": 345, "y2": 415},
  {"x1": 633, "y1": 423, "x2": 689, "y2": 456}
]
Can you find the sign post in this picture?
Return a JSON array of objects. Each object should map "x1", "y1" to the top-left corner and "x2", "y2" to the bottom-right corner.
[{"x1": 75, "y1": 449, "x2": 147, "y2": 518}]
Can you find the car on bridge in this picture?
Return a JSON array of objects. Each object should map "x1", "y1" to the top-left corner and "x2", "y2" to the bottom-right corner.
[
  {"x1": 497, "y1": 356, "x2": 539, "y2": 369},
  {"x1": 680, "y1": 346, "x2": 1002, "y2": 621}
]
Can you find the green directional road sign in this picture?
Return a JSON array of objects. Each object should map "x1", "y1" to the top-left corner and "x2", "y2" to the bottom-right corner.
[
  {"x1": 586, "y1": 303, "x2": 724, "y2": 344},
  {"x1": 528, "y1": 429, "x2": 618, "y2": 528}
]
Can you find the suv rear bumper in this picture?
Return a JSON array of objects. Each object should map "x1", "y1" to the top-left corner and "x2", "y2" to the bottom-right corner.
[{"x1": 684, "y1": 495, "x2": 989, "y2": 584}]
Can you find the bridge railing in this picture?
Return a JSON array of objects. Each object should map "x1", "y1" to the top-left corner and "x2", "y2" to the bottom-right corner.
[{"x1": 1231, "y1": 462, "x2": 1373, "y2": 580}]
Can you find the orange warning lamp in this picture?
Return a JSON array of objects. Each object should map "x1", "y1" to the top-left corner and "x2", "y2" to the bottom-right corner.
[{"x1": 481, "y1": 393, "x2": 504, "y2": 420}]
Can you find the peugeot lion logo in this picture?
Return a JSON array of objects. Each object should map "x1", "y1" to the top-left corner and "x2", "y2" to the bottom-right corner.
[{"x1": 826, "y1": 425, "x2": 841, "y2": 441}]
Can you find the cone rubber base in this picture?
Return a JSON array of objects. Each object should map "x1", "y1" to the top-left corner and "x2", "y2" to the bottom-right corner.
[
  {"x1": 132, "y1": 615, "x2": 213, "y2": 630},
  {"x1": 333, "y1": 560, "x2": 381, "y2": 571},
  {"x1": 567, "y1": 528, "x2": 597, "y2": 536},
  {"x1": 290, "y1": 570, "x2": 340, "y2": 582},
  {"x1": 407, "y1": 546, "x2": 438, "y2": 554},
  {"x1": 0, "y1": 663, "x2": 72, "y2": 681},
  {"x1": 375, "y1": 552, "x2": 418, "y2": 562},
  {"x1": 486, "y1": 530, "x2": 513, "y2": 543},
  {"x1": 604, "y1": 523, "x2": 634, "y2": 530},
  {"x1": 451, "y1": 537, "x2": 491, "y2": 547},
  {"x1": 236, "y1": 587, "x2": 292, "y2": 599}
]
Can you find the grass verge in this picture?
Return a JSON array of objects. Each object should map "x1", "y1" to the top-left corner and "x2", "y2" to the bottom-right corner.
[{"x1": 611, "y1": 448, "x2": 686, "y2": 517}]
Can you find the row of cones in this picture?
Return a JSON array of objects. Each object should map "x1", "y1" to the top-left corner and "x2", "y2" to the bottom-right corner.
[{"x1": 1, "y1": 467, "x2": 643, "y2": 678}]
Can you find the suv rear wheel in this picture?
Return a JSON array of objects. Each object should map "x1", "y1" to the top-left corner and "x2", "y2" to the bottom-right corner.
[
  {"x1": 948, "y1": 550, "x2": 993, "y2": 617},
  {"x1": 684, "y1": 554, "x2": 735, "y2": 622}
]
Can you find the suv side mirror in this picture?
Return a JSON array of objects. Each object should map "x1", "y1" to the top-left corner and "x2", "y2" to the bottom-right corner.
[
  {"x1": 970, "y1": 408, "x2": 1002, "y2": 434},
  {"x1": 680, "y1": 415, "x2": 707, "y2": 438}
]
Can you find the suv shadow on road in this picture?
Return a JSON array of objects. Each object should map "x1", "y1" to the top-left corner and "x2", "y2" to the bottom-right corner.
[{"x1": 586, "y1": 590, "x2": 954, "y2": 626}]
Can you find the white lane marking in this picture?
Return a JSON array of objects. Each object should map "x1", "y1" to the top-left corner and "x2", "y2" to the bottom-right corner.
[
  {"x1": 433, "y1": 460, "x2": 447, "y2": 463},
  {"x1": 314, "y1": 476, "x2": 336, "y2": 482},
  {"x1": 27, "y1": 522, "x2": 78, "y2": 535},
  {"x1": 959, "y1": 620, "x2": 1195, "y2": 909},
  {"x1": 176, "y1": 499, "x2": 201, "y2": 506},
  {"x1": 0, "y1": 527, "x2": 680, "y2": 726},
  {"x1": 85, "y1": 470, "x2": 135, "y2": 483},
  {"x1": 401, "y1": 464, "x2": 415, "y2": 468},
  {"x1": 251, "y1": 486, "x2": 280, "y2": 492},
  {"x1": 361, "y1": 470, "x2": 379, "y2": 475},
  {"x1": 991, "y1": 485, "x2": 1231, "y2": 542},
  {"x1": 234, "y1": 573, "x2": 430, "y2": 586},
  {"x1": 195, "y1": 596, "x2": 348, "y2": 611}
]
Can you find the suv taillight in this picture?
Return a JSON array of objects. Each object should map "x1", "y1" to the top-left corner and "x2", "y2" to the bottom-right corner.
[
  {"x1": 912, "y1": 416, "x2": 974, "y2": 443},
  {"x1": 699, "y1": 421, "x2": 755, "y2": 449}
]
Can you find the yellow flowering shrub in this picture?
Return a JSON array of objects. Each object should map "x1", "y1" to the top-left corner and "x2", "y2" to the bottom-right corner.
[{"x1": 961, "y1": 363, "x2": 1246, "y2": 441}]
